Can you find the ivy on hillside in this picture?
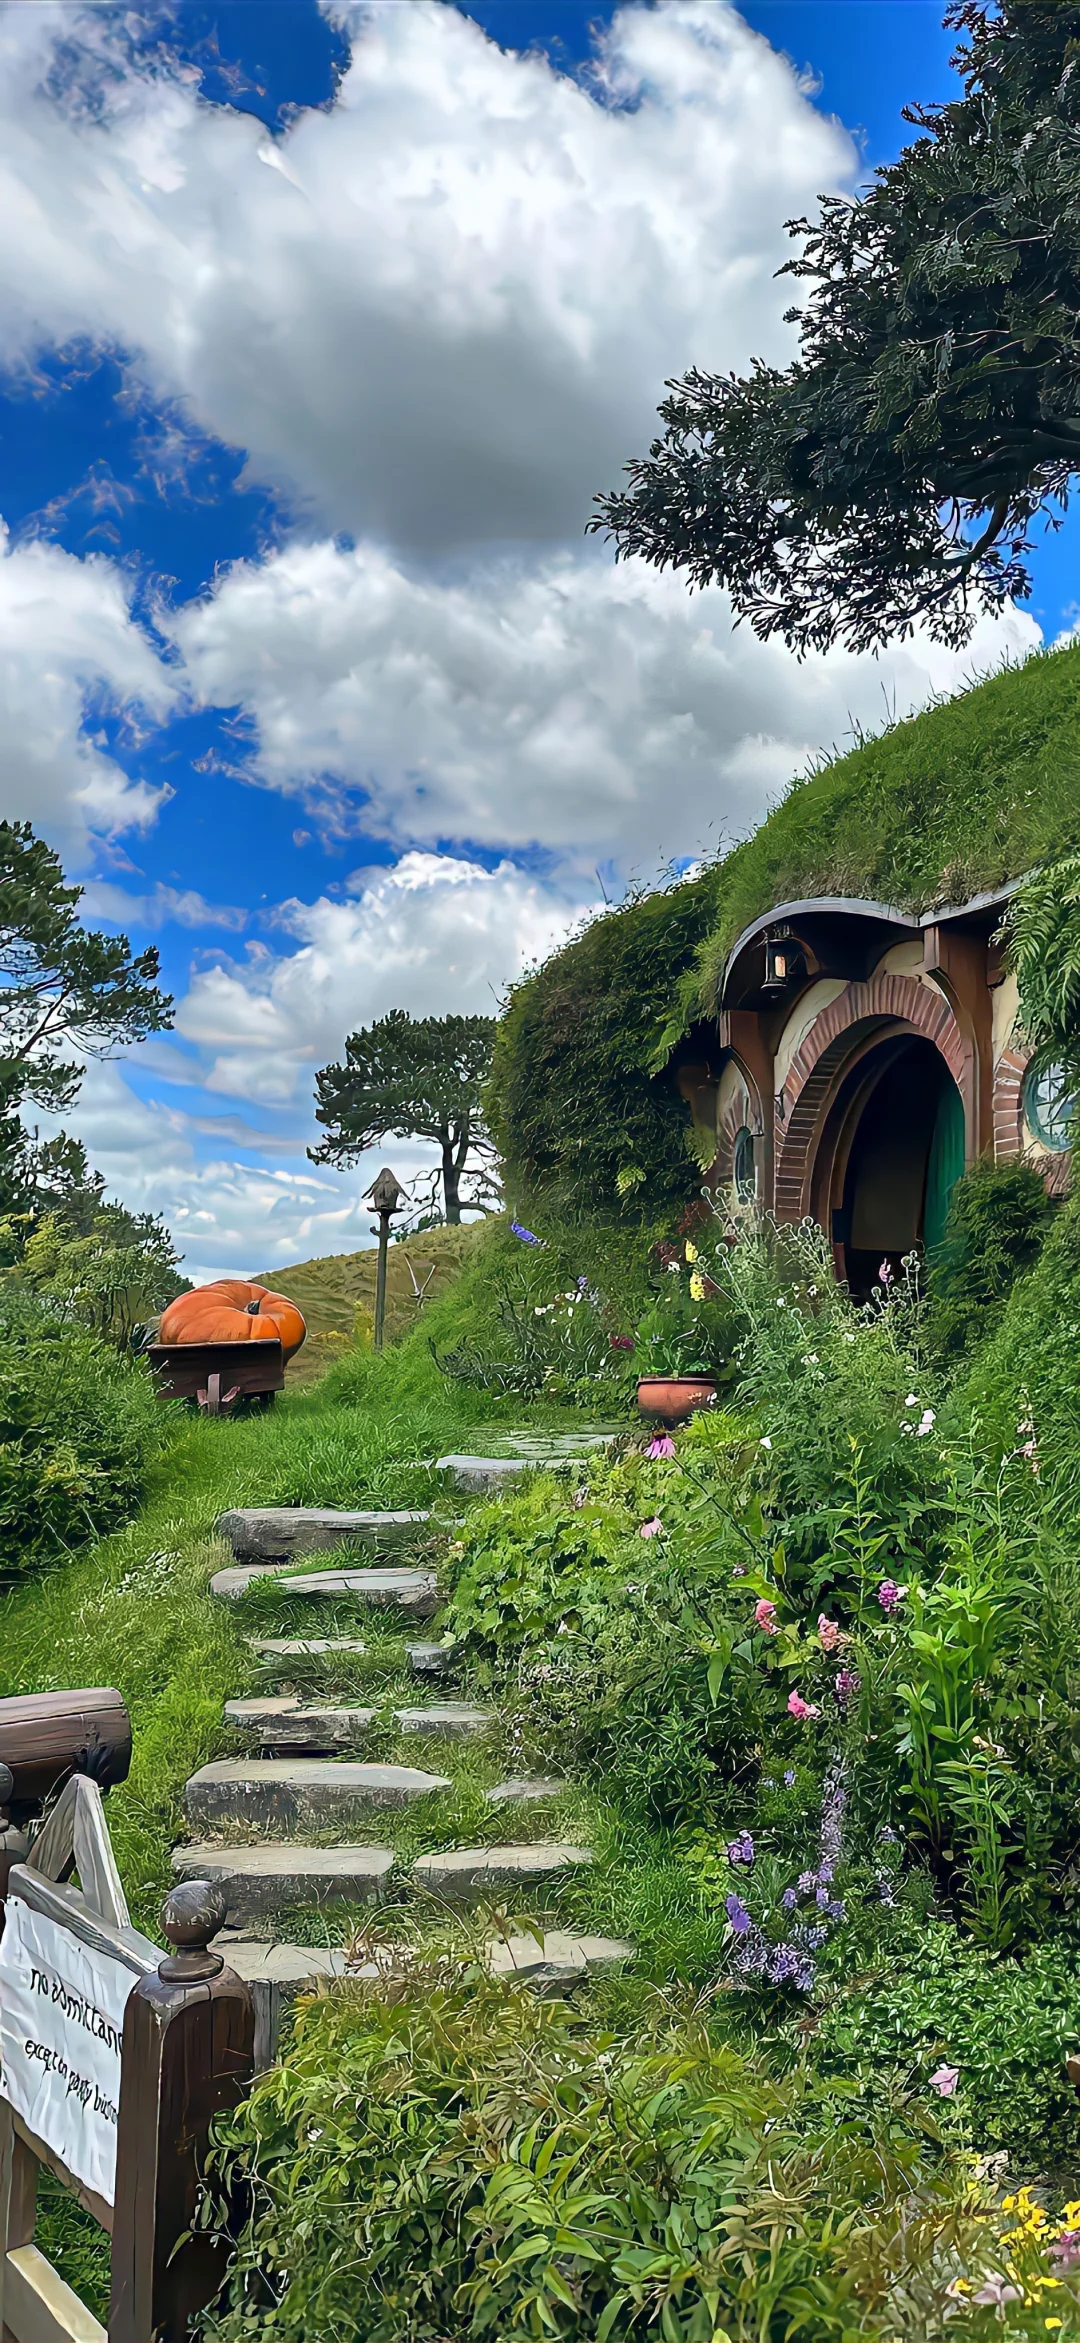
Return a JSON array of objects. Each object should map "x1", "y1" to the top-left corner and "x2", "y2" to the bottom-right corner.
[{"x1": 487, "y1": 879, "x2": 718, "y2": 1221}]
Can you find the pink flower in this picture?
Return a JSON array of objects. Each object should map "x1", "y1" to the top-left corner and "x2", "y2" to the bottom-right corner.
[
  {"x1": 754, "y1": 1598, "x2": 778, "y2": 1635},
  {"x1": 787, "y1": 1691, "x2": 819, "y2": 1721},
  {"x1": 929, "y1": 2063, "x2": 959, "y2": 2098},
  {"x1": 572, "y1": 1489, "x2": 588, "y2": 1509},
  {"x1": 645, "y1": 1434, "x2": 675, "y2": 1459},
  {"x1": 609, "y1": 1334, "x2": 634, "y2": 1351},
  {"x1": 877, "y1": 1579, "x2": 907, "y2": 1614},
  {"x1": 817, "y1": 1615, "x2": 841, "y2": 1652},
  {"x1": 639, "y1": 1516, "x2": 663, "y2": 1539}
]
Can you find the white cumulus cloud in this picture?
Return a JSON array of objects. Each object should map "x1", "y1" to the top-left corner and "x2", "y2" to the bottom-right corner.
[
  {"x1": 0, "y1": 0, "x2": 854, "y2": 550},
  {"x1": 0, "y1": 526, "x2": 174, "y2": 860},
  {"x1": 174, "y1": 536, "x2": 1041, "y2": 869},
  {"x1": 175, "y1": 849, "x2": 583, "y2": 1105}
]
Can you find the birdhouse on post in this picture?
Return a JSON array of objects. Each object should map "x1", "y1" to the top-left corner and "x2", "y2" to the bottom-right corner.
[{"x1": 363, "y1": 1167, "x2": 407, "y2": 1351}]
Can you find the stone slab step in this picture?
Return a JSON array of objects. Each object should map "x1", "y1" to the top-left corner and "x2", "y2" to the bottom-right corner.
[
  {"x1": 248, "y1": 1637, "x2": 368, "y2": 1658},
  {"x1": 226, "y1": 1698, "x2": 493, "y2": 1748},
  {"x1": 223, "y1": 1938, "x2": 350, "y2": 1984},
  {"x1": 184, "y1": 1758, "x2": 451, "y2": 1831},
  {"x1": 486, "y1": 1931, "x2": 634, "y2": 1988},
  {"x1": 501, "y1": 1432, "x2": 620, "y2": 1456},
  {"x1": 485, "y1": 1778, "x2": 568, "y2": 1806},
  {"x1": 225, "y1": 1697, "x2": 377, "y2": 1747},
  {"x1": 394, "y1": 1704, "x2": 491, "y2": 1740},
  {"x1": 410, "y1": 1843, "x2": 592, "y2": 1900},
  {"x1": 216, "y1": 1507, "x2": 430, "y2": 1561},
  {"x1": 435, "y1": 1455, "x2": 539, "y2": 1492},
  {"x1": 211, "y1": 1565, "x2": 439, "y2": 1615},
  {"x1": 406, "y1": 1641, "x2": 454, "y2": 1678},
  {"x1": 172, "y1": 1842, "x2": 394, "y2": 1922}
]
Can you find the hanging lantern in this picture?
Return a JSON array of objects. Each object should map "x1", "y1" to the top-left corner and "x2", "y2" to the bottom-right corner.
[{"x1": 762, "y1": 925, "x2": 799, "y2": 993}]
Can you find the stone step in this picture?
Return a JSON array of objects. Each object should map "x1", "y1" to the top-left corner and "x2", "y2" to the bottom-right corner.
[
  {"x1": 225, "y1": 1697, "x2": 377, "y2": 1748},
  {"x1": 248, "y1": 1637, "x2": 368, "y2": 1658},
  {"x1": 184, "y1": 1758, "x2": 451, "y2": 1831},
  {"x1": 434, "y1": 1442, "x2": 615, "y2": 1492},
  {"x1": 406, "y1": 1641, "x2": 454, "y2": 1679},
  {"x1": 486, "y1": 1931, "x2": 634, "y2": 1989},
  {"x1": 172, "y1": 1842, "x2": 394, "y2": 1923},
  {"x1": 394, "y1": 1704, "x2": 491, "y2": 1740},
  {"x1": 225, "y1": 1697, "x2": 493, "y2": 1749},
  {"x1": 211, "y1": 1565, "x2": 439, "y2": 1615},
  {"x1": 225, "y1": 1926, "x2": 631, "y2": 2064},
  {"x1": 485, "y1": 1777, "x2": 568, "y2": 1807},
  {"x1": 215, "y1": 1507, "x2": 430, "y2": 1561},
  {"x1": 410, "y1": 1843, "x2": 592, "y2": 1901}
]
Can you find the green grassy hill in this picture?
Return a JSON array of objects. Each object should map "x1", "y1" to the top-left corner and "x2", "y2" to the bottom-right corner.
[
  {"x1": 256, "y1": 1221, "x2": 489, "y2": 1382},
  {"x1": 489, "y1": 638, "x2": 1080, "y2": 1222}
]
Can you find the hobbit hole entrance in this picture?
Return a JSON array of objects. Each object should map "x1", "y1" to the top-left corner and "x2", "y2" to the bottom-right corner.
[{"x1": 817, "y1": 1037, "x2": 964, "y2": 1295}]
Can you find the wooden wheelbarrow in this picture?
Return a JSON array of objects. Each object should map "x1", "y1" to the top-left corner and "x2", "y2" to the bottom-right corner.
[{"x1": 147, "y1": 1336, "x2": 284, "y2": 1415}]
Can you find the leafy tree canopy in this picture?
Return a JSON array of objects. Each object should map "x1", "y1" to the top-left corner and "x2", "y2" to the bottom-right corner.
[
  {"x1": 593, "y1": 2, "x2": 1080, "y2": 654},
  {"x1": 0, "y1": 819, "x2": 172, "y2": 1118},
  {"x1": 311, "y1": 1010, "x2": 498, "y2": 1224}
]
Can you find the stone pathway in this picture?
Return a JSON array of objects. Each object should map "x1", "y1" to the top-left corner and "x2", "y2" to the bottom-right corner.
[{"x1": 176, "y1": 1464, "x2": 632, "y2": 2057}]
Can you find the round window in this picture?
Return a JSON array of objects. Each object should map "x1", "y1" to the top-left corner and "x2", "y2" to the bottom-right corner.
[
  {"x1": 1024, "y1": 1061, "x2": 1076, "y2": 1152},
  {"x1": 733, "y1": 1125, "x2": 756, "y2": 1199}
]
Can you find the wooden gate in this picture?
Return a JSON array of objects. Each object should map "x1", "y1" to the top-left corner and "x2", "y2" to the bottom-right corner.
[{"x1": 0, "y1": 1773, "x2": 253, "y2": 2343}]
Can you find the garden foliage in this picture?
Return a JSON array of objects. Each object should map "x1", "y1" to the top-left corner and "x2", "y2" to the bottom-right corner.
[{"x1": 0, "y1": 1289, "x2": 162, "y2": 1575}]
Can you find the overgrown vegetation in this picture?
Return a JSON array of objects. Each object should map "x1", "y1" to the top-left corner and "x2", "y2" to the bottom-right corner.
[{"x1": 490, "y1": 641, "x2": 1080, "y2": 1217}]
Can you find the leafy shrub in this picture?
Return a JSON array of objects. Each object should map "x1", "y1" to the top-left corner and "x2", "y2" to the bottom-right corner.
[
  {"x1": 811, "y1": 1924, "x2": 1080, "y2": 2175},
  {"x1": 204, "y1": 1967, "x2": 1066, "y2": 2343},
  {"x1": 0, "y1": 1289, "x2": 162, "y2": 1574},
  {"x1": 928, "y1": 1160, "x2": 1053, "y2": 1361},
  {"x1": 965, "y1": 1190, "x2": 1080, "y2": 1510}
]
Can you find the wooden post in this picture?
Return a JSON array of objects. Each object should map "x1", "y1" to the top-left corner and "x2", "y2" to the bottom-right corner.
[
  {"x1": 0, "y1": 1769, "x2": 28, "y2": 1911},
  {"x1": 109, "y1": 1883, "x2": 254, "y2": 2343},
  {"x1": 364, "y1": 1167, "x2": 406, "y2": 1353}
]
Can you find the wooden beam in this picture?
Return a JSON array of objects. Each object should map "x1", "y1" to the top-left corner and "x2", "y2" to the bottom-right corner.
[
  {"x1": 3, "y1": 2248, "x2": 107, "y2": 2343},
  {"x1": 6, "y1": 1873, "x2": 157, "y2": 1978},
  {"x1": 10, "y1": 2122, "x2": 110, "y2": 2242}
]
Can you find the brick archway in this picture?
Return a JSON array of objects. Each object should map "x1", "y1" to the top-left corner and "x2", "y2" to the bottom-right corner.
[
  {"x1": 774, "y1": 972, "x2": 973, "y2": 1222},
  {"x1": 713, "y1": 1055, "x2": 765, "y2": 1189}
]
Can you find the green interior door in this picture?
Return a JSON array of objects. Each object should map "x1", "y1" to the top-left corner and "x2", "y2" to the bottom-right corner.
[{"x1": 923, "y1": 1076, "x2": 965, "y2": 1254}]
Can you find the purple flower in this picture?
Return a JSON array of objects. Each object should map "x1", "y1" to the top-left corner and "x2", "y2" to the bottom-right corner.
[
  {"x1": 725, "y1": 1893, "x2": 752, "y2": 1936},
  {"x1": 794, "y1": 1957, "x2": 816, "y2": 1992},
  {"x1": 834, "y1": 1668, "x2": 862, "y2": 1708},
  {"x1": 1051, "y1": 2232, "x2": 1080, "y2": 2271},
  {"x1": 826, "y1": 1900, "x2": 845, "y2": 1923},
  {"x1": 783, "y1": 1768, "x2": 795, "y2": 1786},
  {"x1": 929, "y1": 2063, "x2": 959, "y2": 2098},
  {"x1": 510, "y1": 1221, "x2": 543, "y2": 1246},
  {"x1": 797, "y1": 1871, "x2": 817, "y2": 1896},
  {"x1": 645, "y1": 1434, "x2": 675, "y2": 1459},
  {"x1": 815, "y1": 1885, "x2": 830, "y2": 1910},
  {"x1": 877, "y1": 1579, "x2": 907, "y2": 1614},
  {"x1": 782, "y1": 1887, "x2": 797, "y2": 1912},
  {"x1": 609, "y1": 1334, "x2": 634, "y2": 1351},
  {"x1": 727, "y1": 1831, "x2": 754, "y2": 1867},
  {"x1": 639, "y1": 1515, "x2": 663, "y2": 1540}
]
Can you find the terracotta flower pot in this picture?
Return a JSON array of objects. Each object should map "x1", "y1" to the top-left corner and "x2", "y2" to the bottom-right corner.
[{"x1": 637, "y1": 1375, "x2": 717, "y2": 1425}]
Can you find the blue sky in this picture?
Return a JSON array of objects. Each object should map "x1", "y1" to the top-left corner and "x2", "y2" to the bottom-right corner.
[{"x1": 0, "y1": 1, "x2": 1067, "y2": 1276}]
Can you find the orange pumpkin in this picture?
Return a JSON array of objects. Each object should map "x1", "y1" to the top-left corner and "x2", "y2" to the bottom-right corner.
[{"x1": 159, "y1": 1279, "x2": 307, "y2": 1361}]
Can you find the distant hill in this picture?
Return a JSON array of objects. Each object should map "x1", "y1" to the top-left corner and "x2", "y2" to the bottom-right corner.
[{"x1": 255, "y1": 1221, "x2": 489, "y2": 1382}]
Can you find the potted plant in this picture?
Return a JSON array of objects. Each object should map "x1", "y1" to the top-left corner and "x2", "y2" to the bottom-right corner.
[{"x1": 633, "y1": 1259, "x2": 724, "y2": 1423}]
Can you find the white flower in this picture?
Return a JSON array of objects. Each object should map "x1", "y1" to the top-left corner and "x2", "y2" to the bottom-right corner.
[
  {"x1": 759, "y1": 1435, "x2": 773, "y2": 1451},
  {"x1": 915, "y1": 1409, "x2": 936, "y2": 1437},
  {"x1": 804, "y1": 1353, "x2": 819, "y2": 1366},
  {"x1": 905, "y1": 1394, "x2": 920, "y2": 1409}
]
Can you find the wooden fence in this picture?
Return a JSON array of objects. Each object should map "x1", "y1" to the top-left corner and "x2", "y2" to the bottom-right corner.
[{"x1": 0, "y1": 1773, "x2": 253, "y2": 2343}]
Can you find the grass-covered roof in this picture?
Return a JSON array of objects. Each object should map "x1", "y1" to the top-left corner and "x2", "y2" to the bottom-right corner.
[{"x1": 489, "y1": 640, "x2": 1080, "y2": 1218}]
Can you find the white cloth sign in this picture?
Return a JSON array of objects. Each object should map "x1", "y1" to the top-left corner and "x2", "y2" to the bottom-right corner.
[{"x1": 0, "y1": 1899, "x2": 135, "y2": 2205}]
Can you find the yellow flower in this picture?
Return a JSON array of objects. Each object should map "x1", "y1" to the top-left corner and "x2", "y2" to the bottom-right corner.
[
  {"x1": 1046, "y1": 2320, "x2": 1063, "y2": 2331},
  {"x1": 684, "y1": 1240, "x2": 698, "y2": 1263},
  {"x1": 689, "y1": 1272, "x2": 706, "y2": 1301}
]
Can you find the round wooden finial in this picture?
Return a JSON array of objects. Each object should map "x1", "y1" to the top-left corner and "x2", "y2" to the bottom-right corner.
[
  {"x1": 159, "y1": 1878, "x2": 228, "y2": 1982},
  {"x1": 0, "y1": 1762, "x2": 13, "y2": 1811}
]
